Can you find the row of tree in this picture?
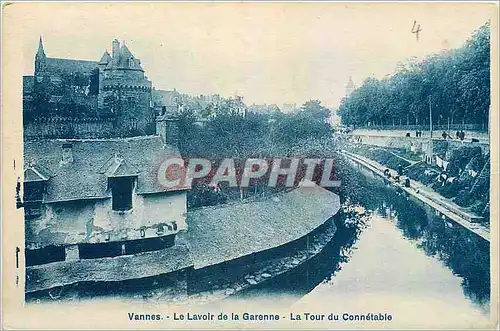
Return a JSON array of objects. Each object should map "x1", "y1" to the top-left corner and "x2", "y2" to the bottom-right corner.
[
  {"x1": 338, "y1": 21, "x2": 490, "y2": 128},
  {"x1": 178, "y1": 99, "x2": 332, "y2": 159},
  {"x1": 177, "y1": 99, "x2": 333, "y2": 207}
]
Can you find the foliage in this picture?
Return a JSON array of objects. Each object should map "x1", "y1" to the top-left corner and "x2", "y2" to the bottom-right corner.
[
  {"x1": 338, "y1": 22, "x2": 490, "y2": 127},
  {"x1": 177, "y1": 99, "x2": 334, "y2": 207}
]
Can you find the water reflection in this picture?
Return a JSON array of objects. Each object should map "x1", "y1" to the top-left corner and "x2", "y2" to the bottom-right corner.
[
  {"x1": 350, "y1": 164, "x2": 490, "y2": 312},
  {"x1": 228, "y1": 207, "x2": 369, "y2": 307}
]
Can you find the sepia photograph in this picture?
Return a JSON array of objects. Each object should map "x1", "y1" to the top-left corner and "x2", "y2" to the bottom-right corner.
[{"x1": 1, "y1": 2, "x2": 498, "y2": 329}]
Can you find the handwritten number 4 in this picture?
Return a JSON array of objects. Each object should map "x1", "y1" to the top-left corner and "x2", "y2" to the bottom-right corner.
[{"x1": 412, "y1": 20, "x2": 422, "y2": 41}]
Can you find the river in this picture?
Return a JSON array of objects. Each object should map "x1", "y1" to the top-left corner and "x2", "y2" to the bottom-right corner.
[{"x1": 220, "y1": 161, "x2": 491, "y2": 328}]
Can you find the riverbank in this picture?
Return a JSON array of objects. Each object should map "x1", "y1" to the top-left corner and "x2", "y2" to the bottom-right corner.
[
  {"x1": 185, "y1": 181, "x2": 340, "y2": 269},
  {"x1": 340, "y1": 150, "x2": 490, "y2": 242},
  {"x1": 181, "y1": 181, "x2": 340, "y2": 303},
  {"x1": 350, "y1": 129, "x2": 489, "y2": 144},
  {"x1": 345, "y1": 142, "x2": 490, "y2": 223}
]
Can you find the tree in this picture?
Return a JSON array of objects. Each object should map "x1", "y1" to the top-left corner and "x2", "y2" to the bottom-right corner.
[{"x1": 338, "y1": 21, "x2": 490, "y2": 129}]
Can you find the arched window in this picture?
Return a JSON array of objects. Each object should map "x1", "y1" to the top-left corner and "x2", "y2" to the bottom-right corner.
[{"x1": 129, "y1": 57, "x2": 135, "y2": 68}]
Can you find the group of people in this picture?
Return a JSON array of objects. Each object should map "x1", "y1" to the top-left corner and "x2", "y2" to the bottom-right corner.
[
  {"x1": 383, "y1": 166, "x2": 411, "y2": 188},
  {"x1": 406, "y1": 131, "x2": 424, "y2": 137},
  {"x1": 442, "y1": 130, "x2": 466, "y2": 141},
  {"x1": 407, "y1": 130, "x2": 467, "y2": 141},
  {"x1": 455, "y1": 130, "x2": 466, "y2": 141}
]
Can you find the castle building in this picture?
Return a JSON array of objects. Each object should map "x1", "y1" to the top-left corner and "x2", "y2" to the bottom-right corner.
[{"x1": 26, "y1": 37, "x2": 157, "y2": 137}]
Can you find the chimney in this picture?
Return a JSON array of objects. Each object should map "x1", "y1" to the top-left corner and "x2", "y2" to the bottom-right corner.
[
  {"x1": 156, "y1": 115, "x2": 179, "y2": 147},
  {"x1": 112, "y1": 39, "x2": 120, "y2": 59},
  {"x1": 61, "y1": 143, "x2": 73, "y2": 165}
]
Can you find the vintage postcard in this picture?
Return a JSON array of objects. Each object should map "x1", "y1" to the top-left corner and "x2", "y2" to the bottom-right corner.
[{"x1": 1, "y1": 2, "x2": 498, "y2": 329}]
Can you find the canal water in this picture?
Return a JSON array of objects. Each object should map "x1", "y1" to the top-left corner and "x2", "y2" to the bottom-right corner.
[{"x1": 221, "y1": 161, "x2": 491, "y2": 328}]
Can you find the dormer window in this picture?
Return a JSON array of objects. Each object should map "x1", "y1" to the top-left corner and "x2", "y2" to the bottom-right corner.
[
  {"x1": 23, "y1": 166, "x2": 49, "y2": 219},
  {"x1": 110, "y1": 177, "x2": 135, "y2": 211},
  {"x1": 129, "y1": 57, "x2": 135, "y2": 68},
  {"x1": 23, "y1": 181, "x2": 46, "y2": 219}
]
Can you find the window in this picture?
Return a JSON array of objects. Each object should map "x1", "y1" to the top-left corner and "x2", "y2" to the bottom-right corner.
[
  {"x1": 79, "y1": 241, "x2": 123, "y2": 259},
  {"x1": 129, "y1": 57, "x2": 135, "y2": 68},
  {"x1": 78, "y1": 235, "x2": 176, "y2": 259},
  {"x1": 24, "y1": 182, "x2": 44, "y2": 202},
  {"x1": 110, "y1": 177, "x2": 134, "y2": 211},
  {"x1": 25, "y1": 245, "x2": 65, "y2": 266},
  {"x1": 23, "y1": 181, "x2": 45, "y2": 219}
]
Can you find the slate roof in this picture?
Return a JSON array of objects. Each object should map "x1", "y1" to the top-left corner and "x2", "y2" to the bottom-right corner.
[
  {"x1": 24, "y1": 166, "x2": 50, "y2": 182},
  {"x1": 105, "y1": 44, "x2": 144, "y2": 72},
  {"x1": 99, "y1": 156, "x2": 140, "y2": 178},
  {"x1": 26, "y1": 244, "x2": 193, "y2": 293},
  {"x1": 45, "y1": 57, "x2": 98, "y2": 76},
  {"x1": 24, "y1": 136, "x2": 185, "y2": 203},
  {"x1": 186, "y1": 182, "x2": 340, "y2": 269},
  {"x1": 99, "y1": 50, "x2": 112, "y2": 64},
  {"x1": 153, "y1": 89, "x2": 180, "y2": 108}
]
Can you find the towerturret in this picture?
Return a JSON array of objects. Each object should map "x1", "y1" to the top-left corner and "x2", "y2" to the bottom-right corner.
[
  {"x1": 112, "y1": 39, "x2": 120, "y2": 59},
  {"x1": 345, "y1": 76, "x2": 355, "y2": 97},
  {"x1": 34, "y1": 36, "x2": 47, "y2": 74},
  {"x1": 100, "y1": 39, "x2": 153, "y2": 135}
]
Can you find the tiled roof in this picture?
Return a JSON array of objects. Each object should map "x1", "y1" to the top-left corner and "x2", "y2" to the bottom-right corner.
[
  {"x1": 99, "y1": 155, "x2": 140, "y2": 177},
  {"x1": 45, "y1": 57, "x2": 98, "y2": 76},
  {"x1": 105, "y1": 44, "x2": 144, "y2": 72},
  {"x1": 24, "y1": 136, "x2": 185, "y2": 203},
  {"x1": 24, "y1": 166, "x2": 50, "y2": 182},
  {"x1": 26, "y1": 244, "x2": 193, "y2": 293},
  {"x1": 99, "y1": 51, "x2": 112, "y2": 64},
  {"x1": 186, "y1": 182, "x2": 340, "y2": 269},
  {"x1": 153, "y1": 90, "x2": 180, "y2": 108}
]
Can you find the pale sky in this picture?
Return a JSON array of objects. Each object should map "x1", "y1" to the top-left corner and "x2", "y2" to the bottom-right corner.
[{"x1": 7, "y1": 2, "x2": 496, "y2": 108}]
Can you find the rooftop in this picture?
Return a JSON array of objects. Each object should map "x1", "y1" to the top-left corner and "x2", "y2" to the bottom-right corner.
[
  {"x1": 44, "y1": 57, "x2": 98, "y2": 76},
  {"x1": 26, "y1": 244, "x2": 193, "y2": 293},
  {"x1": 24, "y1": 135, "x2": 184, "y2": 203},
  {"x1": 152, "y1": 89, "x2": 181, "y2": 108},
  {"x1": 186, "y1": 182, "x2": 340, "y2": 269}
]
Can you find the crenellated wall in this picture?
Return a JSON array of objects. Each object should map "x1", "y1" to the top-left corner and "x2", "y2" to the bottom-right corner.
[
  {"x1": 24, "y1": 117, "x2": 115, "y2": 140},
  {"x1": 23, "y1": 116, "x2": 158, "y2": 140}
]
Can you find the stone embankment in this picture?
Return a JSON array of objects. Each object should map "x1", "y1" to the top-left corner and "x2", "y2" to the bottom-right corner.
[{"x1": 340, "y1": 150, "x2": 490, "y2": 242}]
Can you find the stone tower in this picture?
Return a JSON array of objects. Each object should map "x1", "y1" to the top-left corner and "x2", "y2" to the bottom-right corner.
[
  {"x1": 98, "y1": 39, "x2": 153, "y2": 136},
  {"x1": 345, "y1": 76, "x2": 355, "y2": 97}
]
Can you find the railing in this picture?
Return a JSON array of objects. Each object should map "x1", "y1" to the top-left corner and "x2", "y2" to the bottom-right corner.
[{"x1": 357, "y1": 124, "x2": 488, "y2": 132}]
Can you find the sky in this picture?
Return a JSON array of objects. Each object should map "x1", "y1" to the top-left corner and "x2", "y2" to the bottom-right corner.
[{"x1": 7, "y1": 2, "x2": 495, "y2": 109}]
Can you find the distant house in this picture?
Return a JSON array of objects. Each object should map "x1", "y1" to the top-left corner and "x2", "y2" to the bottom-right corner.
[
  {"x1": 281, "y1": 103, "x2": 297, "y2": 113},
  {"x1": 247, "y1": 103, "x2": 280, "y2": 115},
  {"x1": 152, "y1": 88, "x2": 181, "y2": 115}
]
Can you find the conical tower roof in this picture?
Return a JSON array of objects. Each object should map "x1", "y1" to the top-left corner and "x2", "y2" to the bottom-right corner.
[
  {"x1": 36, "y1": 36, "x2": 46, "y2": 59},
  {"x1": 99, "y1": 50, "x2": 112, "y2": 64},
  {"x1": 104, "y1": 41, "x2": 144, "y2": 72}
]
